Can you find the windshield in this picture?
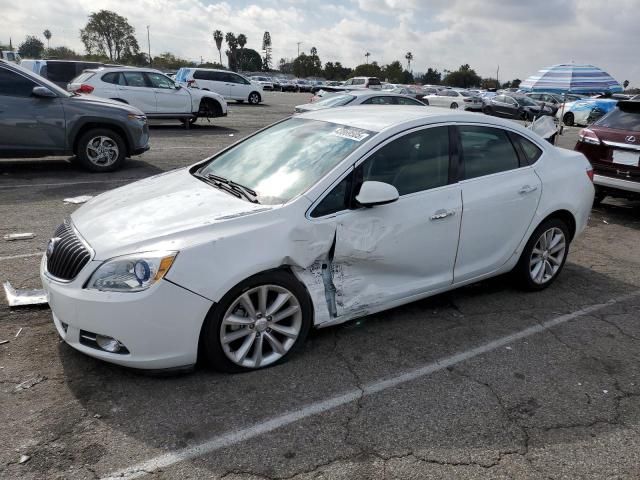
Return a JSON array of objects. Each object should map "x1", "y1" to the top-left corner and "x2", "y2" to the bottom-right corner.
[
  {"x1": 199, "y1": 118, "x2": 374, "y2": 204},
  {"x1": 314, "y1": 94, "x2": 355, "y2": 107}
]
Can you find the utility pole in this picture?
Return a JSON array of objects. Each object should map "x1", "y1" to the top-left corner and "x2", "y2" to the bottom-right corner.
[
  {"x1": 147, "y1": 26, "x2": 152, "y2": 67},
  {"x1": 296, "y1": 42, "x2": 302, "y2": 57},
  {"x1": 496, "y1": 65, "x2": 499, "y2": 88}
]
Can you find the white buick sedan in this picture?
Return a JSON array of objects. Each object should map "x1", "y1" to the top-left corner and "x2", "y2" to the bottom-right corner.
[{"x1": 41, "y1": 107, "x2": 594, "y2": 372}]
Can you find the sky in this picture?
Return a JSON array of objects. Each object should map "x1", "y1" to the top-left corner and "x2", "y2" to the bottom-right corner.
[{"x1": 2, "y1": 0, "x2": 639, "y2": 86}]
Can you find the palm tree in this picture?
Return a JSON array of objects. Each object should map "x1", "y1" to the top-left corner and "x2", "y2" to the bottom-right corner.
[
  {"x1": 213, "y1": 30, "x2": 223, "y2": 65},
  {"x1": 364, "y1": 52, "x2": 371, "y2": 64},
  {"x1": 310, "y1": 46, "x2": 318, "y2": 58},
  {"x1": 405, "y1": 52, "x2": 413, "y2": 71},
  {"x1": 237, "y1": 33, "x2": 247, "y2": 70},
  {"x1": 43, "y1": 29, "x2": 52, "y2": 50}
]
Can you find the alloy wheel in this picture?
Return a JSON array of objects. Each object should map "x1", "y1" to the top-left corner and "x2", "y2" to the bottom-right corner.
[
  {"x1": 220, "y1": 284, "x2": 302, "y2": 369},
  {"x1": 529, "y1": 227, "x2": 566, "y2": 285},
  {"x1": 249, "y1": 93, "x2": 260, "y2": 104},
  {"x1": 85, "y1": 136, "x2": 119, "y2": 167}
]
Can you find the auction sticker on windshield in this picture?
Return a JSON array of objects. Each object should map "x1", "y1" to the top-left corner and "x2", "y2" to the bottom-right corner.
[{"x1": 332, "y1": 127, "x2": 370, "y2": 142}]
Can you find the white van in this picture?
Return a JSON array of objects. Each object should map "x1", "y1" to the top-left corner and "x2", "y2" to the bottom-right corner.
[
  {"x1": 20, "y1": 59, "x2": 106, "y2": 88},
  {"x1": 175, "y1": 68, "x2": 263, "y2": 104}
]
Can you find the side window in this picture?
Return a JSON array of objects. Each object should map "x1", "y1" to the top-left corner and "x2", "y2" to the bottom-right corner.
[
  {"x1": 494, "y1": 95, "x2": 505, "y2": 103},
  {"x1": 362, "y1": 96, "x2": 393, "y2": 105},
  {"x1": 359, "y1": 126, "x2": 450, "y2": 196},
  {"x1": 353, "y1": 78, "x2": 365, "y2": 85},
  {"x1": 505, "y1": 96, "x2": 517, "y2": 105},
  {"x1": 344, "y1": 79, "x2": 352, "y2": 85},
  {"x1": 437, "y1": 90, "x2": 449, "y2": 96},
  {"x1": 101, "y1": 72, "x2": 120, "y2": 84},
  {"x1": 146, "y1": 72, "x2": 175, "y2": 89},
  {"x1": 395, "y1": 96, "x2": 423, "y2": 106},
  {"x1": 0, "y1": 68, "x2": 37, "y2": 97},
  {"x1": 122, "y1": 72, "x2": 148, "y2": 87},
  {"x1": 459, "y1": 126, "x2": 520, "y2": 179},
  {"x1": 231, "y1": 74, "x2": 250, "y2": 85},
  {"x1": 511, "y1": 133, "x2": 543, "y2": 164},
  {"x1": 311, "y1": 173, "x2": 352, "y2": 218}
]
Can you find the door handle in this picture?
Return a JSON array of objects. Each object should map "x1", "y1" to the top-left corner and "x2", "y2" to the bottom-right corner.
[
  {"x1": 518, "y1": 185, "x2": 538, "y2": 194},
  {"x1": 430, "y1": 209, "x2": 456, "y2": 220}
]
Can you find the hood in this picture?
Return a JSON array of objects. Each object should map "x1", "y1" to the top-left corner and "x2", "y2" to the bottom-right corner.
[
  {"x1": 69, "y1": 93, "x2": 143, "y2": 114},
  {"x1": 295, "y1": 103, "x2": 328, "y2": 113},
  {"x1": 71, "y1": 169, "x2": 271, "y2": 259}
]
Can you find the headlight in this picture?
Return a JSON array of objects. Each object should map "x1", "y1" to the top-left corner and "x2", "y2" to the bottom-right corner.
[
  {"x1": 86, "y1": 251, "x2": 177, "y2": 292},
  {"x1": 127, "y1": 113, "x2": 147, "y2": 123}
]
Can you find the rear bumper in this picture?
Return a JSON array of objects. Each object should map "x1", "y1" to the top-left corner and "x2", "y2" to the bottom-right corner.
[{"x1": 594, "y1": 174, "x2": 640, "y2": 194}]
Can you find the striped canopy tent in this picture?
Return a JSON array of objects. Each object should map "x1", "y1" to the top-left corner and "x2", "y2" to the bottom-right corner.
[{"x1": 519, "y1": 64, "x2": 622, "y2": 94}]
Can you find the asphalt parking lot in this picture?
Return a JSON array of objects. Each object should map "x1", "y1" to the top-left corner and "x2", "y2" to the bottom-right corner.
[{"x1": 2, "y1": 92, "x2": 640, "y2": 480}]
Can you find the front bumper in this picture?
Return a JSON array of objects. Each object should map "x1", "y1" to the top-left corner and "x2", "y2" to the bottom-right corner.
[{"x1": 41, "y1": 256, "x2": 213, "y2": 370}]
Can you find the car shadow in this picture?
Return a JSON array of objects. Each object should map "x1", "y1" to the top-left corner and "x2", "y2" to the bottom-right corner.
[{"x1": 591, "y1": 197, "x2": 640, "y2": 230}]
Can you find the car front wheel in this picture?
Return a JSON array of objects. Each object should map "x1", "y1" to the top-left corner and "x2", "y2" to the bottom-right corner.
[
  {"x1": 450, "y1": 102, "x2": 458, "y2": 109},
  {"x1": 75, "y1": 128, "x2": 126, "y2": 172},
  {"x1": 563, "y1": 112, "x2": 575, "y2": 126},
  {"x1": 201, "y1": 271, "x2": 312, "y2": 372},
  {"x1": 248, "y1": 92, "x2": 261, "y2": 105},
  {"x1": 515, "y1": 218, "x2": 570, "y2": 291}
]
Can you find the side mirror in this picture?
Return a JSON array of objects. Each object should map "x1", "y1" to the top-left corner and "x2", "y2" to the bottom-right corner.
[
  {"x1": 174, "y1": 83, "x2": 182, "y2": 89},
  {"x1": 32, "y1": 86, "x2": 56, "y2": 98},
  {"x1": 355, "y1": 181, "x2": 399, "y2": 208}
]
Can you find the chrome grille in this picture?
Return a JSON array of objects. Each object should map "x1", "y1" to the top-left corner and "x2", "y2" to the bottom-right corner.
[{"x1": 46, "y1": 220, "x2": 91, "y2": 281}]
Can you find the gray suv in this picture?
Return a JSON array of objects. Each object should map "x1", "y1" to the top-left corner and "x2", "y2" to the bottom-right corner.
[{"x1": 0, "y1": 60, "x2": 149, "y2": 172}]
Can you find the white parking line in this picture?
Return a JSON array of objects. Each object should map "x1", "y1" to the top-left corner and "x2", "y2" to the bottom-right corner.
[
  {"x1": 0, "y1": 252, "x2": 43, "y2": 262},
  {"x1": 101, "y1": 290, "x2": 640, "y2": 480}
]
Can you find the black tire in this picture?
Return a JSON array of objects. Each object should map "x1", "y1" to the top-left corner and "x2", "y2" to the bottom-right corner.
[
  {"x1": 514, "y1": 218, "x2": 570, "y2": 291},
  {"x1": 248, "y1": 92, "x2": 261, "y2": 105},
  {"x1": 450, "y1": 102, "x2": 458, "y2": 109},
  {"x1": 201, "y1": 270, "x2": 313, "y2": 373},
  {"x1": 563, "y1": 112, "x2": 575, "y2": 126},
  {"x1": 75, "y1": 128, "x2": 126, "y2": 173},
  {"x1": 483, "y1": 106, "x2": 493, "y2": 116}
]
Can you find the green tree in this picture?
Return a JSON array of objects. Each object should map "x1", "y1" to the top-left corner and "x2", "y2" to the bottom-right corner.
[
  {"x1": 421, "y1": 67, "x2": 441, "y2": 85},
  {"x1": 46, "y1": 46, "x2": 81, "y2": 60},
  {"x1": 262, "y1": 31, "x2": 272, "y2": 71},
  {"x1": 237, "y1": 33, "x2": 247, "y2": 69},
  {"x1": 365, "y1": 52, "x2": 371, "y2": 64},
  {"x1": 238, "y1": 48, "x2": 262, "y2": 72},
  {"x1": 18, "y1": 36, "x2": 45, "y2": 58},
  {"x1": 623, "y1": 80, "x2": 629, "y2": 90},
  {"x1": 152, "y1": 52, "x2": 193, "y2": 70},
  {"x1": 213, "y1": 30, "x2": 224, "y2": 65},
  {"x1": 43, "y1": 29, "x2": 52, "y2": 49},
  {"x1": 442, "y1": 64, "x2": 481, "y2": 88},
  {"x1": 279, "y1": 57, "x2": 293, "y2": 75},
  {"x1": 353, "y1": 62, "x2": 383, "y2": 78},
  {"x1": 225, "y1": 32, "x2": 238, "y2": 71},
  {"x1": 382, "y1": 61, "x2": 404, "y2": 83},
  {"x1": 80, "y1": 10, "x2": 139, "y2": 61},
  {"x1": 405, "y1": 51, "x2": 413, "y2": 71},
  {"x1": 481, "y1": 77, "x2": 499, "y2": 89}
]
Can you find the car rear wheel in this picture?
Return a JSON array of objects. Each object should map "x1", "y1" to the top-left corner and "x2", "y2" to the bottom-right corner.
[
  {"x1": 514, "y1": 218, "x2": 570, "y2": 291},
  {"x1": 563, "y1": 112, "x2": 575, "y2": 126},
  {"x1": 450, "y1": 102, "x2": 458, "y2": 109},
  {"x1": 201, "y1": 271, "x2": 312, "y2": 372},
  {"x1": 423, "y1": 99, "x2": 429, "y2": 105},
  {"x1": 483, "y1": 106, "x2": 493, "y2": 115},
  {"x1": 75, "y1": 128, "x2": 126, "y2": 172},
  {"x1": 248, "y1": 92, "x2": 261, "y2": 105}
]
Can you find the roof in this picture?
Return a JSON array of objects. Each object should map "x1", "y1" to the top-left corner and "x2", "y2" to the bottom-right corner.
[{"x1": 298, "y1": 105, "x2": 527, "y2": 133}]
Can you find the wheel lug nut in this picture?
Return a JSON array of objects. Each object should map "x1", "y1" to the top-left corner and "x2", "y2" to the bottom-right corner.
[
  {"x1": 249, "y1": 324, "x2": 254, "y2": 329},
  {"x1": 267, "y1": 316, "x2": 272, "y2": 321}
]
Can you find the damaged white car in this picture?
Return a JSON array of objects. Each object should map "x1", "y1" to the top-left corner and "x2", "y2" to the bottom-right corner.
[{"x1": 41, "y1": 106, "x2": 595, "y2": 372}]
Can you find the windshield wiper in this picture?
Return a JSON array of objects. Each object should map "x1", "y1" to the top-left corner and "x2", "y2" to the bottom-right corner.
[
  {"x1": 193, "y1": 171, "x2": 243, "y2": 200},
  {"x1": 202, "y1": 173, "x2": 260, "y2": 204}
]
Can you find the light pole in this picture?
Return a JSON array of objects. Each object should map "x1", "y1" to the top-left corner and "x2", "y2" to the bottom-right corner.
[
  {"x1": 296, "y1": 42, "x2": 302, "y2": 57},
  {"x1": 147, "y1": 25, "x2": 152, "y2": 67}
]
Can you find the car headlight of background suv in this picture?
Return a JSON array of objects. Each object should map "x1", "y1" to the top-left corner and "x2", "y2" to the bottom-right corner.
[{"x1": 86, "y1": 251, "x2": 177, "y2": 292}]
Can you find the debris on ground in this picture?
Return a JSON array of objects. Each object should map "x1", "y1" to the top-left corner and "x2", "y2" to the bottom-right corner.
[
  {"x1": 93, "y1": 414, "x2": 102, "y2": 419},
  {"x1": 0, "y1": 340, "x2": 8, "y2": 346},
  {"x1": 603, "y1": 220, "x2": 609, "y2": 224},
  {"x1": 3, "y1": 233, "x2": 35, "y2": 241},
  {"x1": 15, "y1": 328, "x2": 23, "y2": 338},
  {"x1": 3, "y1": 281, "x2": 48, "y2": 307},
  {"x1": 15, "y1": 375, "x2": 47, "y2": 392},
  {"x1": 229, "y1": 134, "x2": 234, "y2": 137},
  {"x1": 63, "y1": 195, "x2": 93, "y2": 204},
  {"x1": 19, "y1": 454, "x2": 31, "y2": 464}
]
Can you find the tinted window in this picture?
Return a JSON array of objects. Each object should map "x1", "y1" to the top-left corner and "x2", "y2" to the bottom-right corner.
[
  {"x1": 0, "y1": 68, "x2": 37, "y2": 97},
  {"x1": 101, "y1": 72, "x2": 120, "y2": 84},
  {"x1": 362, "y1": 96, "x2": 393, "y2": 105},
  {"x1": 194, "y1": 70, "x2": 225, "y2": 81},
  {"x1": 311, "y1": 173, "x2": 352, "y2": 218},
  {"x1": 353, "y1": 79, "x2": 365, "y2": 85},
  {"x1": 46, "y1": 62, "x2": 78, "y2": 83},
  {"x1": 360, "y1": 126, "x2": 450, "y2": 196},
  {"x1": 146, "y1": 72, "x2": 175, "y2": 89},
  {"x1": 228, "y1": 73, "x2": 250, "y2": 85},
  {"x1": 505, "y1": 96, "x2": 517, "y2": 105},
  {"x1": 595, "y1": 108, "x2": 640, "y2": 131},
  {"x1": 437, "y1": 90, "x2": 450, "y2": 96},
  {"x1": 512, "y1": 134, "x2": 542, "y2": 164},
  {"x1": 395, "y1": 96, "x2": 423, "y2": 106},
  {"x1": 460, "y1": 126, "x2": 520, "y2": 179},
  {"x1": 367, "y1": 78, "x2": 381, "y2": 86},
  {"x1": 122, "y1": 72, "x2": 148, "y2": 87}
]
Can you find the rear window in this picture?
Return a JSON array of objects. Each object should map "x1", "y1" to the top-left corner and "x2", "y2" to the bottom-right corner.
[
  {"x1": 367, "y1": 78, "x2": 381, "y2": 86},
  {"x1": 595, "y1": 108, "x2": 640, "y2": 131},
  {"x1": 47, "y1": 62, "x2": 102, "y2": 83},
  {"x1": 74, "y1": 72, "x2": 96, "y2": 83},
  {"x1": 315, "y1": 94, "x2": 355, "y2": 107}
]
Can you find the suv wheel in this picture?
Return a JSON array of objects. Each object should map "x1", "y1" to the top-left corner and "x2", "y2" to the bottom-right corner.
[
  {"x1": 248, "y1": 92, "x2": 261, "y2": 105},
  {"x1": 76, "y1": 128, "x2": 126, "y2": 172}
]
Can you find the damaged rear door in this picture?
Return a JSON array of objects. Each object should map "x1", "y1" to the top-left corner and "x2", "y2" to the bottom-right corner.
[{"x1": 309, "y1": 125, "x2": 462, "y2": 322}]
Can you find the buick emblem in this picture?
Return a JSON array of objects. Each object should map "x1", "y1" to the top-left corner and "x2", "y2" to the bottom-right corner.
[
  {"x1": 46, "y1": 237, "x2": 60, "y2": 258},
  {"x1": 626, "y1": 135, "x2": 636, "y2": 143}
]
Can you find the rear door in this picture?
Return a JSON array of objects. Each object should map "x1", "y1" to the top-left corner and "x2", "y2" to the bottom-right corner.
[
  {"x1": 118, "y1": 71, "x2": 157, "y2": 113},
  {"x1": 454, "y1": 125, "x2": 541, "y2": 282},
  {"x1": 0, "y1": 66, "x2": 66, "y2": 156},
  {"x1": 145, "y1": 72, "x2": 190, "y2": 114}
]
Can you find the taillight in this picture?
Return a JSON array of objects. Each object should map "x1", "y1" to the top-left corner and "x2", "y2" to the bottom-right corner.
[
  {"x1": 578, "y1": 128, "x2": 601, "y2": 145},
  {"x1": 586, "y1": 167, "x2": 594, "y2": 182},
  {"x1": 77, "y1": 84, "x2": 94, "y2": 94}
]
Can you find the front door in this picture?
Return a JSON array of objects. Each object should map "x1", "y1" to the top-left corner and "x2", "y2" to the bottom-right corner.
[
  {"x1": 117, "y1": 71, "x2": 157, "y2": 114},
  {"x1": 145, "y1": 72, "x2": 190, "y2": 114},
  {"x1": 225, "y1": 72, "x2": 251, "y2": 100},
  {"x1": 0, "y1": 66, "x2": 66, "y2": 156},
  {"x1": 454, "y1": 125, "x2": 542, "y2": 282},
  {"x1": 310, "y1": 125, "x2": 462, "y2": 318}
]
